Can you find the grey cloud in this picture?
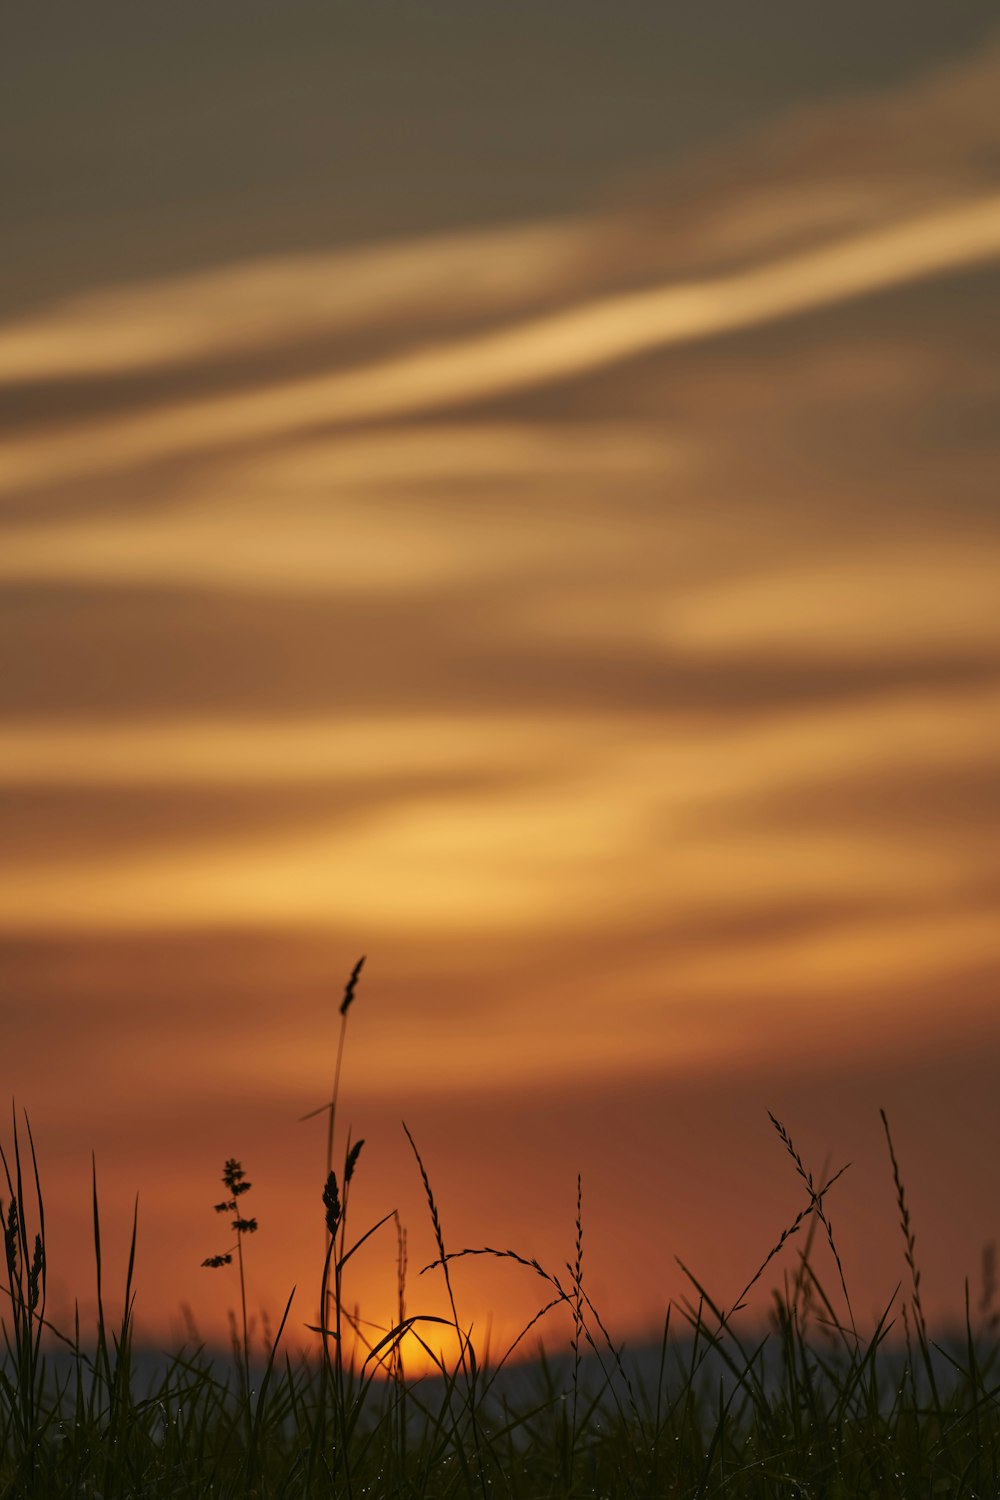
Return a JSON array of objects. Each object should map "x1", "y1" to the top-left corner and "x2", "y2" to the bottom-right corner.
[
  {"x1": 698, "y1": 764, "x2": 1000, "y2": 846},
  {"x1": 0, "y1": 767, "x2": 525, "y2": 865},
  {"x1": 3, "y1": 578, "x2": 999, "y2": 722}
]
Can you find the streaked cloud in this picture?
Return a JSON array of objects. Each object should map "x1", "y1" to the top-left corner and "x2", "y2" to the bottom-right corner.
[
  {"x1": 0, "y1": 221, "x2": 592, "y2": 385},
  {"x1": 5, "y1": 194, "x2": 1000, "y2": 498}
]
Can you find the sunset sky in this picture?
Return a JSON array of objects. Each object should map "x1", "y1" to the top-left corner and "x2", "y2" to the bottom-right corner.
[{"x1": 2, "y1": 4, "x2": 1000, "y2": 1366}]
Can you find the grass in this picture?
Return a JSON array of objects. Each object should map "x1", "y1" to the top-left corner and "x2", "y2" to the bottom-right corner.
[{"x1": 3, "y1": 960, "x2": 1000, "y2": 1497}]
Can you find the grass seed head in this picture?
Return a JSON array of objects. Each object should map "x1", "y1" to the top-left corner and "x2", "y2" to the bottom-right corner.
[
  {"x1": 4, "y1": 1195, "x2": 19, "y2": 1263},
  {"x1": 323, "y1": 1171, "x2": 342, "y2": 1236},
  {"x1": 340, "y1": 955, "x2": 366, "y2": 1016},
  {"x1": 204, "y1": 1158, "x2": 257, "y2": 1265},
  {"x1": 222, "y1": 1159, "x2": 251, "y2": 1196},
  {"x1": 28, "y1": 1233, "x2": 43, "y2": 1310},
  {"x1": 345, "y1": 1139, "x2": 365, "y2": 1184}
]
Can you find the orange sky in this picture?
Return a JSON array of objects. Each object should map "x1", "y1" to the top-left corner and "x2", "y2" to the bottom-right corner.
[{"x1": 2, "y1": 8, "x2": 1000, "y2": 1367}]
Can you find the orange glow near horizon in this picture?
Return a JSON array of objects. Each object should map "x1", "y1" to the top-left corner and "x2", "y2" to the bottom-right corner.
[{"x1": 3, "y1": 28, "x2": 1000, "y2": 1359}]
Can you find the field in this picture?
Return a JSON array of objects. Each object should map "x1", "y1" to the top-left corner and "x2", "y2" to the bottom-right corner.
[{"x1": 4, "y1": 966, "x2": 1000, "y2": 1498}]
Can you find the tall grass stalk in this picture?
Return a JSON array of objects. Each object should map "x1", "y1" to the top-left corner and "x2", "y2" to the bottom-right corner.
[
  {"x1": 881, "y1": 1107, "x2": 943, "y2": 1414},
  {"x1": 0, "y1": 1111, "x2": 47, "y2": 1491}
]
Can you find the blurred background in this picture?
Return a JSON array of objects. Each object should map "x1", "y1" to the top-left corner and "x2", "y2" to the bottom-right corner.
[{"x1": 2, "y1": 2, "x2": 1000, "y2": 1362}]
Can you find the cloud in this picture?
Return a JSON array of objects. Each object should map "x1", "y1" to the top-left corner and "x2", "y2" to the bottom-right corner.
[
  {"x1": 1, "y1": 32, "x2": 998, "y2": 1084},
  {"x1": 666, "y1": 550, "x2": 1000, "y2": 657},
  {"x1": 3, "y1": 572, "x2": 998, "y2": 722},
  {"x1": 0, "y1": 221, "x2": 594, "y2": 386},
  {"x1": 4, "y1": 194, "x2": 1000, "y2": 498},
  {"x1": 0, "y1": 423, "x2": 681, "y2": 587}
]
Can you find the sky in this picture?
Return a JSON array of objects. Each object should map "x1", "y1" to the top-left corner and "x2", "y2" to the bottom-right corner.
[{"x1": 2, "y1": 4, "x2": 1000, "y2": 1367}]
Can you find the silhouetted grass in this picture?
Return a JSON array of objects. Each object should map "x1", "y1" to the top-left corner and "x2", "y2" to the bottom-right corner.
[{"x1": 3, "y1": 959, "x2": 1000, "y2": 1498}]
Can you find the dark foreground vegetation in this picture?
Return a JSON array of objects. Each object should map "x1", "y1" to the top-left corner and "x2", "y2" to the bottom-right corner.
[{"x1": 4, "y1": 959, "x2": 1000, "y2": 1498}]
